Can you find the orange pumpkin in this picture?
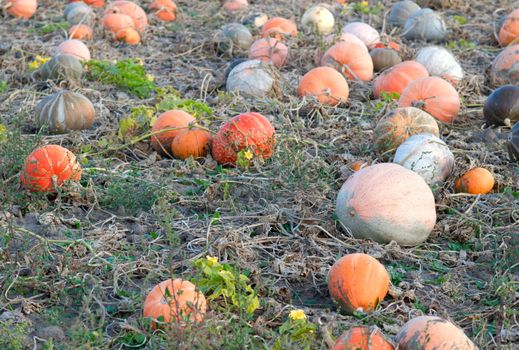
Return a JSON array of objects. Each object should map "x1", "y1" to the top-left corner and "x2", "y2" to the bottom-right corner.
[
  {"x1": 395, "y1": 316, "x2": 477, "y2": 350},
  {"x1": 20, "y1": 145, "x2": 82, "y2": 192},
  {"x1": 57, "y1": 39, "x2": 91, "y2": 61},
  {"x1": 373, "y1": 61, "x2": 429, "y2": 99},
  {"x1": 320, "y1": 41, "x2": 373, "y2": 81},
  {"x1": 261, "y1": 17, "x2": 298, "y2": 40},
  {"x1": 398, "y1": 76, "x2": 460, "y2": 123},
  {"x1": 211, "y1": 112, "x2": 275, "y2": 165},
  {"x1": 332, "y1": 326, "x2": 395, "y2": 350},
  {"x1": 328, "y1": 253, "x2": 389, "y2": 314},
  {"x1": 499, "y1": 9, "x2": 519, "y2": 47},
  {"x1": 103, "y1": 13, "x2": 135, "y2": 34},
  {"x1": 297, "y1": 66, "x2": 349, "y2": 106},
  {"x1": 151, "y1": 110, "x2": 195, "y2": 156},
  {"x1": 171, "y1": 128, "x2": 212, "y2": 160},
  {"x1": 68, "y1": 24, "x2": 93, "y2": 40},
  {"x1": 105, "y1": 0, "x2": 148, "y2": 32},
  {"x1": 143, "y1": 278, "x2": 207, "y2": 329},
  {"x1": 248, "y1": 38, "x2": 288, "y2": 68},
  {"x1": 149, "y1": 0, "x2": 177, "y2": 21},
  {"x1": 6, "y1": 0, "x2": 37, "y2": 19},
  {"x1": 455, "y1": 167, "x2": 494, "y2": 194},
  {"x1": 83, "y1": 0, "x2": 105, "y2": 7},
  {"x1": 490, "y1": 44, "x2": 519, "y2": 87},
  {"x1": 115, "y1": 28, "x2": 141, "y2": 44},
  {"x1": 223, "y1": 0, "x2": 248, "y2": 11}
]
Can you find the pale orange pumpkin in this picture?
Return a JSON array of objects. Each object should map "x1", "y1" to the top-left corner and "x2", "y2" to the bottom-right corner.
[
  {"x1": 57, "y1": 39, "x2": 91, "y2": 61},
  {"x1": 499, "y1": 9, "x2": 519, "y2": 47},
  {"x1": 105, "y1": 0, "x2": 148, "y2": 32},
  {"x1": 261, "y1": 17, "x2": 298, "y2": 40},
  {"x1": 103, "y1": 13, "x2": 135, "y2": 34},
  {"x1": 332, "y1": 326, "x2": 395, "y2": 350},
  {"x1": 248, "y1": 38, "x2": 288, "y2": 68},
  {"x1": 373, "y1": 61, "x2": 429, "y2": 99},
  {"x1": 328, "y1": 253, "x2": 389, "y2": 314},
  {"x1": 490, "y1": 44, "x2": 519, "y2": 87},
  {"x1": 320, "y1": 41, "x2": 373, "y2": 81},
  {"x1": 68, "y1": 24, "x2": 93, "y2": 40},
  {"x1": 149, "y1": 0, "x2": 177, "y2": 21},
  {"x1": 297, "y1": 66, "x2": 349, "y2": 106},
  {"x1": 171, "y1": 128, "x2": 212, "y2": 160},
  {"x1": 20, "y1": 145, "x2": 82, "y2": 192},
  {"x1": 6, "y1": 0, "x2": 37, "y2": 19},
  {"x1": 398, "y1": 76, "x2": 460, "y2": 123},
  {"x1": 143, "y1": 278, "x2": 207, "y2": 329},
  {"x1": 223, "y1": 0, "x2": 248, "y2": 11},
  {"x1": 455, "y1": 167, "x2": 494, "y2": 194},
  {"x1": 151, "y1": 110, "x2": 195, "y2": 156},
  {"x1": 115, "y1": 28, "x2": 141, "y2": 45}
]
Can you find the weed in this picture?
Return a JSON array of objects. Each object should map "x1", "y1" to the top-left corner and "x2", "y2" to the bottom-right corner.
[
  {"x1": 156, "y1": 87, "x2": 213, "y2": 119},
  {"x1": 28, "y1": 22, "x2": 69, "y2": 34},
  {"x1": 0, "y1": 80, "x2": 7, "y2": 93},
  {"x1": 273, "y1": 310, "x2": 316, "y2": 350},
  {"x1": 0, "y1": 320, "x2": 30, "y2": 350}
]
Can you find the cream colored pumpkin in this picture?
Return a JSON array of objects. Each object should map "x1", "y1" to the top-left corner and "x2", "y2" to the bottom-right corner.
[
  {"x1": 301, "y1": 4, "x2": 335, "y2": 35},
  {"x1": 416, "y1": 46, "x2": 463, "y2": 85}
]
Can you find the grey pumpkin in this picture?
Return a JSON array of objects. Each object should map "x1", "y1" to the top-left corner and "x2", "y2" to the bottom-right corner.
[
  {"x1": 403, "y1": 8, "x2": 447, "y2": 42},
  {"x1": 509, "y1": 121, "x2": 519, "y2": 162},
  {"x1": 215, "y1": 23, "x2": 253, "y2": 54},
  {"x1": 36, "y1": 91, "x2": 95, "y2": 133},
  {"x1": 370, "y1": 48, "x2": 402, "y2": 72},
  {"x1": 389, "y1": 1, "x2": 421, "y2": 28},
  {"x1": 64, "y1": 2, "x2": 94, "y2": 26},
  {"x1": 38, "y1": 54, "x2": 83, "y2": 83}
]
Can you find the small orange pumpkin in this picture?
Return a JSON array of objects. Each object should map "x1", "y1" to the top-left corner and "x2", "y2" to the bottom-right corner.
[
  {"x1": 104, "y1": 0, "x2": 148, "y2": 32},
  {"x1": 20, "y1": 145, "x2": 82, "y2": 192},
  {"x1": 398, "y1": 76, "x2": 460, "y2": 123},
  {"x1": 83, "y1": 0, "x2": 105, "y2": 7},
  {"x1": 143, "y1": 278, "x2": 207, "y2": 330},
  {"x1": 455, "y1": 167, "x2": 494, "y2": 194},
  {"x1": 57, "y1": 39, "x2": 91, "y2": 61},
  {"x1": 320, "y1": 41, "x2": 373, "y2": 81},
  {"x1": 248, "y1": 38, "x2": 288, "y2": 68},
  {"x1": 373, "y1": 61, "x2": 429, "y2": 99},
  {"x1": 171, "y1": 128, "x2": 212, "y2": 160},
  {"x1": 6, "y1": 0, "x2": 37, "y2": 19},
  {"x1": 499, "y1": 9, "x2": 519, "y2": 47},
  {"x1": 328, "y1": 253, "x2": 389, "y2": 314},
  {"x1": 261, "y1": 17, "x2": 298, "y2": 40},
  {"x1": 151, "y1": 110, "x2": 195, "y2": 156},
  {"x1": 115, "y1": 28, "x2": 141, "y2": 45},
  {"x1": 223, "y1": 0, "x2": 248, "y2": 11},
  {"x1": 331, "y1": 326, "x2": 395, "y2": 350},
  {"x1": 68, "y1": 24, "x2": 93, "y2": 40},
  {"x1": 490, "y1": 44, "x2": 519, "y2": 87},
  {"x1": 149, "y1": 0, "x2": 177, "y2": 21},
  {"x1": 297, "y1": 66, "x2": 349, "y2": 106}
]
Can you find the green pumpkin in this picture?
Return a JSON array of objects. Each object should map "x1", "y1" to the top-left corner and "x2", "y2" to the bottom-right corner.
[{"x1": 38, "y1": 54, "x2": 83, "y2": 83}]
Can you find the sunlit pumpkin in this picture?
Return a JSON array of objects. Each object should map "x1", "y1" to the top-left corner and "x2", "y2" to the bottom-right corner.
[
  {"x1": 297, "y1": 66, "x2": 349, "y2": 106},
  {"x1": 115, "y1": 28, "x2": 141, "y2": 45},
  {"x1": 149, "y1": 0, "x2": 177, "y2": 21},
  {"x1": 261, "y1": 17, "x2": 298, "y2": 40},
  {"x1": 328, "y1": 253, "x2": 389, "y2": 314},
  {"x1": 6, "y1": 0, "x2": 37, "y2": 19},
  {"x1": 499, "y1": 9, "x2": 519, "y2": 47},
  {"x1": 56, "y1": 39, "x2": 91, "y2": 61},
  {"x1": 320, "y1": 41, "x2": 373, "y2": 81},
  {"x1": 416, "y1": 46, "x2": 463, "y2": 85},
  {"x1": 20, "y1": 145, "x2": 82, "y2": 192},
  {"x1": 342, "y1": 22, "x2": 380, "y2": 49},
  {"x1": 143, "y1": 278, "x2": 207, "y2": 330},
  {"x1": 68, "y1": 24, "x2": 93, "y2": 40},
  {"x1": 102, "y1": 13, "x2": 135, "y2": 34},
  {"x1": 151, "y1": 110, "x2": 195, "y2": 156},
  {"x1": 490, "y1": 44, "x2": 519, "y2": 87},
  {"x1": 455, "y1": 167, "x2": 495, "y2": 194},
  {"x1": 331, "y1": 326, "x2": 395, "y2": 350},
  {"x1": 398, "y1": 76, "x2": 460, "y2": 123},
  {"x1": 248, "y1": 38, "x2": 288, "y2": 68},
  {"x1": 104, "y1": 0, "x2": 148, "y2": 31},
  {"x1": 171, "y1": 128, "x2": 212, "y2": 160},
  {"x1": 301, "y1": 4, "x2": 335, "y2": 35},
  {"x1": 373, "y1": 61, "x2": 429, "y2": 99}
]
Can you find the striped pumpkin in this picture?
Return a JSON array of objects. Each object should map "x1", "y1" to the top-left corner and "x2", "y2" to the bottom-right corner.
[{"x1": 36, "y1": 91, "x2": 95, "y2": 133}]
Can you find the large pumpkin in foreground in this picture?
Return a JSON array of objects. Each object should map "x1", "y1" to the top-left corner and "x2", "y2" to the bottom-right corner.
[
  {"x1": 151, "y1": 110, "x2": 195, "y2": 156},
  {"x1": 336, "y1": 163, "x2": 436, "y2": 246},
  {"x1": 21, "y1": 145, "x2": 82, "y2": 192},
  {"x1": 143, "y1": 278, "x2": 207, "y2": 329},
  {"x1": 373, "y1": 61, "x2": 429, "y2": 99},
  {"x1": 211, "y1": 112, "x2": 275, "y2": 165},
  {"x1": 395, "y1": 316, "x2": 477, "y2": 350},
  {"x1": 331, "y1": 326, "x2": 395, "y2": 350},
  {"x1": 328, "y1": 253, "x2": 389, "y2": 314}
]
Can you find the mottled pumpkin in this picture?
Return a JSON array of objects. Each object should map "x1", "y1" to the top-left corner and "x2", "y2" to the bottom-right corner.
[
  {"x1": 297, "y1": 66, "x2": 349, "y2": 106},
  {"x1": 38, "y1": 54, "x2": 83, "y2": 83},
  {"x1": 331, "y1": 326, "x2": 395, "y2": 350},
  {"x1": 490, "y1": 44, "x2": 519, "y2": 87},
  {"x1": 151, "y1": 110, "x2": 195, "y2": 156},
  {"x1": 6, "y1": 0, "x2": 37, "y2": 19},
  {"x1": 320, "y1": 41, "x2": 374, "y2": 81},
  {"x1": 373, "y1": 61, "x2": 429, "y2": 99},
  {"x1": 171, "y1": 128, "x2": 212, "y2": 160},
  {"x1": 455, "y1": 167, "x2": 495, "y2": 194}
]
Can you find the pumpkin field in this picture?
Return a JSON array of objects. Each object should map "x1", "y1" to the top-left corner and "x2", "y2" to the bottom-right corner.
[{"x1": 1, "y1": 0, "x2": 518, "y2": 349}]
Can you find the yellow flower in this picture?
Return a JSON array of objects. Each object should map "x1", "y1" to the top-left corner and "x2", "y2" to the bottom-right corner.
[
  {"x1": 244, "y1": 149, "x2": 253, "y2": 160},
  {"x1": 28, "y1": 55, "x2": 50, "y2": 71},
  {"x1": 289, "y1": 309, "x2": 306, "y2": 321},
  {"x1": 360, "y1": 1, "x2": 369, "y2": 7},
  {"x1": 206, "y1": 255, "x2": 218, "y2": 266},
  {"x1": 135, "y1": 57, "x2": 144, "y2": 65},
  {"x1": 146, "y1": 74, "x2": 154, "y2": 82}
]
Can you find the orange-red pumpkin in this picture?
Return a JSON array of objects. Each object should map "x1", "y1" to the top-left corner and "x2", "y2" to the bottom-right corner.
[
  {"x1": 171, "y1": 128, "x2": 212, "y2": 160},
  {"x1": 248, "y1": 38, "x2": 288, "y2": 68},
  {"x1": 261, "y1": 17, "x2": 298, "y2": 40},
  {"x1": 332, "y1": 326, "x2": 395, "y2": 350},
  {"x1": 320, "y1": 41, "x2": 373, "y2": 81},
  {"x1": 499, "y1": 9, "x2": 519, "y2": 47},
  {"x1": 143, "y1": 278, "x2": 207, "y2": 329},
  {"x1": 211, "y1": 112, "x2": 275, "y2": 165},
  {"x1": 490, "y1": 44, "x2": 519, "y2": 87},
  {"x1": 20, "y1": 145, "x2": 82, "y2": 192},
  {"x1": 83, "y1": 0, "x2": 104, "y2": 7},
  {"x1": 6, "y1": 0, "x2": 37, "y2": 19},
  {"x1": 68, "y1": 24, "x2": 93, "y2": 40},
  {"x1": 151, "y1": 110, "x2": 195, "y2": 156},
  {"x1": 398, "y1": 76, "x2": 460, "y2": 123},
  {"x1": 455, "y1": 167, "x2": 494, "y2": 194},
  {"x1": 297, "y1": 66, "x2": 349, "y2": 106},
  {"x1": 149, "y1": 0, "x2": 177, "y2": 21},
  {"x1": 373, "y1": 61, "x2": 429, "y2": 99},
  {"x1": 115, "y1": 28, "x2": 141, "y2": 45},
  {"x1": 57, "y1": 39, "x2": 91, "y2": 61},
  {"x1": 105, "y1": 0, "x2": 148, "y2": 31}
]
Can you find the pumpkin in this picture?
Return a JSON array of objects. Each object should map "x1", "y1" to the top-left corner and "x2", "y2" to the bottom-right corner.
[
  {"x1": 389, "y1": 1, "x2": 421, "y2": 28},
  {"x1": 336, "y1": 163, "x2": 436, "y2": 246},
  {"x1": 226, "y1": 59, "x2": 276, "y2": 99},
  {"x1": 243, "y1": 13, "x2": 268, "y2": 29},
  {"x1": 301, "y1": 4, "x2": 335, "y2": 35},
  {"x1": 508, "y1": 121, "x2": 519, "y2": 162},
  {"x1": 56, "y1": 39, "x2": 91, "y2": 61},
  {"x1": 335, "y1": 32, "x2": 366, "y2": 47},
  {"x1": 395, "y1": 316, "x2": 477, "y2": 350},
  {"x1": 65, "y1": 2, "x2": 94, "y2": 26},
  {"x1": 370, "y1": 48, "x2": 402, "y2": 72},
  {"x1": 143, "y1": 279, "x2": 207, "y2": 329},
  {"x1": 171, "y1": 128, "x2": 212, "y2": 160},
  {"x1": 297, "y1": 66, "x2": 349, "y2": 106},
  {"x1": 36, "y1": 90, "x2": 95, "y2": 133},
  {"x1": 6, "y1": 0, "x2": 37, "y2": 19},
  {"x1": 373, "y1": 61, "x2": 429, "y2": 99},
  {"x1": 20, "y1": 145, "x2": 82, "y2": 192},
  {"x1": 104, "y1": 0, "x2": 148, "y2": 32},
  {"x1": 149, "y1": 0, "x2": 177, "y2": 21},
  {"x1": 490, "y1": 44, "x2": 519, "y2": 87},
  {"x1": 211, "y1": 112, "x2": 275, "y2": 165},
  {"x1": 224, "y1": 57, "x2": 249, "y2": 82},
  {"x1": 398, "y1": 76, "x2": 460, "y2": 123},
  {"x1": 394, "y1": 133, "x2": 454, "y2": 185},
  {"x1": 498, "y1": 9, "x2": 519, "y2": 46},
  {"x1": 248, "y1": 38, "x2": 288, "y2": 68},
  {"x1": 342, "y1": 22, "x2": 380, "y2": 49},
  {"x1": 38, "y1": 54, "x2": 83, "y2": 83},
  {"x1": 416, "y1": 46, "x2": 463, "y2": 85},
  {"x1": 374, "y1": 107, "x2": 439, "y2": 154},
  {"x1": 223, "y1": 0, "x2": 248, "y2": 11},
  {"x1": 115, "y1": 28, "x2": 141, "y2": 45},
  {"x1": 403, "y1": 8, "x2": 447, "y2": 42},
  {"x1": 151, "y1": 110, "x2": 195, "y2": 156},
  {"x1": 321, "y1": 41, "x2": 373, "y2": 81},
  {"x1": 215, "y1": 23, "x2": 253, "y2": 54},
  {"x1": 103, "y1": 13, "x2": 135, "y2": 34},
  {"x1": 68, "y1": 24, "x2": 93, "y2": 40},
  {"x1": 328, "y1": 253, "x2": 389, "y2": 314},
  {"x1": 455, "y1": 168, "x2": 495, "y2": 194},
  {"x1": 261, "y1": 17, "x2": 298, "y2": 40},
  {"x1": 83, "y1": 0, "x2": 105, "y2": 7},
  {"x1": 483, "y1": 85, "x2": 519, "y2": 126},
  {"x1": 331, "y1": 326, "x2": 395, "y2": 350}
]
